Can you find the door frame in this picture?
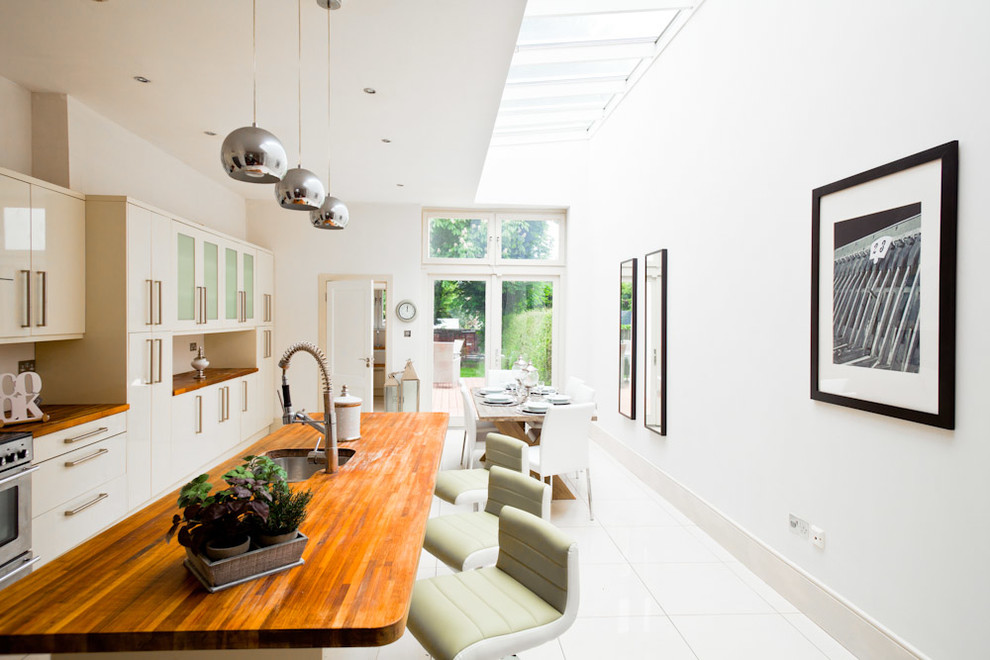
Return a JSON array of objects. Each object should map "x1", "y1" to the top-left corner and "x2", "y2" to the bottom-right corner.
[{"x1": 317, "y1": 273, "x2": 393, "y2": 410}]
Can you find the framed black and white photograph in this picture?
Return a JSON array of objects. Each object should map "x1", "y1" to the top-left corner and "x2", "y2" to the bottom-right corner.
[{"x1": 811, "y1": 141, "x2": 958, "y2": 429}]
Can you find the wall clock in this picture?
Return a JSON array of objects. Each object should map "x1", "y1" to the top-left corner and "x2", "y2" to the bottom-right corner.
[{"x1": 395, "y1": 300, "x2": 417, "y2": 322}]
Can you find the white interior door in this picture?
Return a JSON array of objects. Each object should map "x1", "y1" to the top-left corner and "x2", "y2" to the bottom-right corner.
[{"x1": 326, "y1": 279, "x2": 374, "y2": 411}]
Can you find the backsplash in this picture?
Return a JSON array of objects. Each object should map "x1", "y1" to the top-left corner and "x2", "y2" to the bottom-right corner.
[
  {"x1": 0, "y1": 342, "x2": 35, "y2": 375},
  {"x1": 172, "y1": 334, "x2": 206, "y2": 375}
]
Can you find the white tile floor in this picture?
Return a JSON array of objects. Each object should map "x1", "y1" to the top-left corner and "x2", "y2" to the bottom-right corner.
[
  {"x1": 355, "y1": 429, "x2": 860, "y2": 660},
  {"x1": 0, "y1": 430, "x2": 858, "y2": 660}
]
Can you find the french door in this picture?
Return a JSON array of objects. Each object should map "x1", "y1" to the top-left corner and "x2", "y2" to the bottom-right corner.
[{"x1": 430, "y1": 274, "x2": 559, "y2": 420}]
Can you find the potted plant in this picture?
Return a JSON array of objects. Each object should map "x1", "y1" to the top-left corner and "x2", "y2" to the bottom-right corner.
[
  {"x1": 166, "y1": 455, "x2": 284, "y2": 560},
  {"x1": 254, "y1": 483, "x2": 314, "y2": 546}
]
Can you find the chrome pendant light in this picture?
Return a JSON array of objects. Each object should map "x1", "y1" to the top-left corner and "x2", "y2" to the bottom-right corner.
[
  {"x1": 221, "y1": 0, "x2": 288, "y2": 183},
  {"x1": 276, "y1": 0, "x2": 326, "y2": 210},
  {"x1": 312, "y1": 0, "x2": 349, "y2": 230}
]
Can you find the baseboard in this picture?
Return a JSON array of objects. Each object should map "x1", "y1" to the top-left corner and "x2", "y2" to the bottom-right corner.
[{"x1": 590, "y1": 425, "x2": 929, "y2": 660}]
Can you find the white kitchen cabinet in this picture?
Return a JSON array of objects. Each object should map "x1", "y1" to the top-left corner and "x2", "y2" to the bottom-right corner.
[
  {"x1": 170, "y1": 380, "x2": 242, "y2": 485},
  {"x1": 0, "y1": 168, "x2": 85, "y2": 342},
  {"x1": 222, "y1": 241, "x2": 255, "y2": 328},
  {"x1": 126, "y1": 204, "x2": 173, "y2": 333},
  {"x1": 31, "y1": 412, "x2": 128, "y2": 567},
  {"x1": 173, "y1": 221, "x2": 222, "y2": 331},
  {"x1": 128, "y1": 332, "x2": 172, "y2": 502},
  {"x1": 256, "y1": 249, "x2": 274, "y2": 325}
]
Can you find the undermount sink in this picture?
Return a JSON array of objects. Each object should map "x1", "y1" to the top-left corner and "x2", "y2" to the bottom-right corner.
[{"x1": 266, "y1": 447, "x2": 356, "y2": 482}]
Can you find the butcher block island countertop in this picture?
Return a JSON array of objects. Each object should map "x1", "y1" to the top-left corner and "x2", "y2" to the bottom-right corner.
[{"x1": 0, "y1": 412, "x2": 448, "y2": 656}]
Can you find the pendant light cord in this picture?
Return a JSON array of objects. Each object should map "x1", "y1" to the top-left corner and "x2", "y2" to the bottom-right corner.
[
  {"x1": 326, "y1": 5, "x2": 332, "y2": 190},
  {"x1": 297, "y1": 0, "x2": 303, "y2": 168},
  {"x1": 252, "y1": 0, "x2": 257, "y2": 127},
  {"x1": 327, "y1": 7, "x2": 333, "y2": 195}
]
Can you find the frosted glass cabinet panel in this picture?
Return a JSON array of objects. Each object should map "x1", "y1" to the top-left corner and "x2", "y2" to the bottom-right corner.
[
  {"x1": 223, "y1": 243, "x2": 255, "y2": 326},
  {"x1": 173, "y1": 223, "x2": 221, "y2": 331}
]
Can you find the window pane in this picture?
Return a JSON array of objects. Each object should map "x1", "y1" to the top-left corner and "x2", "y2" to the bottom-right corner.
[
  {"x1": 428, "y1": 216, "x2": 489, "y2": 260},
  {"x1": 432, "y1": 279, "x2": 488, "y2": 417},
  {"x1": 500, "y1": 218, "x2": 560, "y2": 261},
  {"x1": 506, "y1": 58, "x2": 641, "y2": 84},
  {"x1": 501, "y1": 281, "x2": 553, "y2": 381},
  {"x1": 518, "y1": 11, "x2": 677, "y2": 47}
]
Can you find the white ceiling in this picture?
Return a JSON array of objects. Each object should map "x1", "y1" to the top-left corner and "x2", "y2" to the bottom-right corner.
[{"x1": 0, "y1": 0, "x2": 527, "y2": 206}]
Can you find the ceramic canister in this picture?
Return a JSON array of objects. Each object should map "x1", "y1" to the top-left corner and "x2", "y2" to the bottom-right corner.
[{"x1": 334, "y1": 385, "x2": 362, "y2": 441}]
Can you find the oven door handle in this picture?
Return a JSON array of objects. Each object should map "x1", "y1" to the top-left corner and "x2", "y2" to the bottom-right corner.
[
  {"x1": 0, "y1": 465, "x2": 40, "y2": 488},
  {"x1": 0, "y1": 555, "x2": 41, "y2": 586}
]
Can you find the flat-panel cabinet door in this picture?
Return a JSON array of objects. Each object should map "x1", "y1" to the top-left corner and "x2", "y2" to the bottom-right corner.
[
  {"x1": 150, "y1": 211, "x2": 173, "y2": 330},
  {"x1": 126, "y1": 205, "x2": 154, "y2": 332},
  {"x1": 256, "y1": 249, "x2": 274, "y2": 325},
  {"x1": 0, "y1": 174, "x2": 32, "y2": 339},
  {"x1": 127, "y1": 332, "x2": 170, "y2": 505},
  {"x1": 171, "y1": 385, "x2": 218, "y2": 483},
  {"x1": 173, "y1": 223, "x2": 221, "y2": 331},
  {"x1": 30, "y1": 186, "x2": 85, "y2": 337}
]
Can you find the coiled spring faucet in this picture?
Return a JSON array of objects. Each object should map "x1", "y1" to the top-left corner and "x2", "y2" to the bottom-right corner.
[{"x1": 278, "y1": 341, "x2": 338, "y2": 474}]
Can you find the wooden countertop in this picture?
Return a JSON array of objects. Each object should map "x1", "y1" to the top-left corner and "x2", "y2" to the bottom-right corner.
[
  {"x1": 172, "y1": 367, "x2": 259, "y2": 396},
  {"x1": 0, "y1": 412, "x2": 448, "y2": 654},
  {"x1": 0, "y1": 403, "x2": 129, "y2": 437}
]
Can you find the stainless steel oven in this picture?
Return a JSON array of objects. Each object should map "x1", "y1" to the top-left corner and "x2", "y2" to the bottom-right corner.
[{"x1": 0, "y1": 430, "x2": 39, "y2": 589}]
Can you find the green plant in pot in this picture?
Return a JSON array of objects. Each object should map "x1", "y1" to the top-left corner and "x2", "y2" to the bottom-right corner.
[
  {"x1": 166, "y1": 455, "x2": 285, "y2": 560},
  {"x1": 254, "y1": 480, "x2": 314, "y2": 546}
]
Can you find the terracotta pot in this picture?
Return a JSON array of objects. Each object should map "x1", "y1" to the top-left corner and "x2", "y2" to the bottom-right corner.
[
  {"x1": 204, "y1": 535, "x2": 251, "y2": 560},
  {"x1": 257, "y1": 530, "x2": 299, "y2": 547}
]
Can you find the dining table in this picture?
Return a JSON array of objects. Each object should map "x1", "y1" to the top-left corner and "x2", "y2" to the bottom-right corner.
[{"x1": 468, "y1": 386, "x2": 596, "y2": 500}]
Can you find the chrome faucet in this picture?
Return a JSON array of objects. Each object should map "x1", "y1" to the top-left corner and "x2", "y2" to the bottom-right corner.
[{"x1": 277, "y1": 341, "x2": 338, "y2": 474}]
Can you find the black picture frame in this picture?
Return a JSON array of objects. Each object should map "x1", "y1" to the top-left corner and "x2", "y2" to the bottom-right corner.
[
  {"x1": 644, "y1": 249, "x2": 667, "y2": 436},
  {"x1": 811, "y1": 141, "x2": 958, "y2": 429},
  {"x1": 619, "y1": 258, "x2": 637, "y2": 419}
]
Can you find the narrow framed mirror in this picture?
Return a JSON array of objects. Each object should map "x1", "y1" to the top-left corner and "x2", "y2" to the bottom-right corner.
[
  {"x1": 619, "y1": 258, "x2": 637, "y2": 419},
  {"x1": 644, "y1": 249, "x2": 667, "y2": 435}
]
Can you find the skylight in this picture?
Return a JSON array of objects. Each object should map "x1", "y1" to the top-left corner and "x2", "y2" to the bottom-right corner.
[{"x1": 491, "y1": 0, "x2": 703, "y2": 146}]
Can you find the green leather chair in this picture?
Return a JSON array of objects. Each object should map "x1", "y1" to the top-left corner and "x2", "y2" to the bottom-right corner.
[
  {"x1": 408, "y1": 506, "x2": 579, "y2": 660},
  {"x1": 424, "y1": 465, "x2": 551, "y2": 572},
  {"x1": 433, "y1": 432, "x2": 529, "y2": 511}
]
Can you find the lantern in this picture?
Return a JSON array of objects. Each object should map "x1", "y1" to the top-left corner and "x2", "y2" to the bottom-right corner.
[
  {"x1": 383, "y1": 360, "x2": 421, "y2": 412},
  {"x1": 384, "y1": 370, "x2": 402, "y2": 412},
  {"x1": 400, "y1": 359, "x2": 420, "y2": 412}
]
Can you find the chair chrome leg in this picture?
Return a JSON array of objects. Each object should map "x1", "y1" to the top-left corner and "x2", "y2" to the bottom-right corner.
[
  {"x1": 460, "y1": 430, "x2": 468, "y2": 468},
  {"x1": 586, "y1": 467, "x2": 593, "y2": 521}
]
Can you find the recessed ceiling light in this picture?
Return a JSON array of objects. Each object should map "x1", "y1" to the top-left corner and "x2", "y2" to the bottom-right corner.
[
  {"x1": 396, "y1": 183, "x2": 404, "y2": 187},
  {"x1": 363, "y1": 87, "x2": 376, "y2": 94},
  {"x1": 204, "y1": 131, "x2": 217, "y2": 136},
  {"x1": 133, "y1": 75, "x2": 151, "y2": 84},
  {"x1": 381, "y1": 138, "x2": 391, "y2": 144}
]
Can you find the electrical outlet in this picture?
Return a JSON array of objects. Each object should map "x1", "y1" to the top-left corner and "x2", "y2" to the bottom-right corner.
[
  {"x1": 789, "y1": 514, "x2": 809, "y2": 538},
  {"x1": 189, "y1": 342, "x2": 197, "y2": 352},
  {"x1": 403, "y1": 330, "x2": 411, "y2": 337},
  {"x1": 811, "y1": 525, "x2": 826, "y2": 549},
  {"x1": 17, "y1": 360, "x2": 36, "y2": 374}
]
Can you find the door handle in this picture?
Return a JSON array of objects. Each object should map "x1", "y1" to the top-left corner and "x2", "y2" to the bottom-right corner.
[
  {"x1": 20, "y1": 270, "x2": 30, "y2": 327},
  {"x1": 146, "y1": 338, "x2": 154, "y2": 385},
  {"x1": 359, "y1": 357, "x2": 371, "y2": 367},
  {"x1": 64, "y1": 492, "x2": 108, "y2": 516},
  {"x1": 146, "y1": 279, "x2": 154, "y2": 325},
  {"x1": 64, "y1": 447, "x2": 109, "y2": 468},
  {"x1": 37, "y1": 271, "x2": 47, "y2": 327},
  {"x1": 155, "y1": 280, "x2": 163, "y2": 325}
]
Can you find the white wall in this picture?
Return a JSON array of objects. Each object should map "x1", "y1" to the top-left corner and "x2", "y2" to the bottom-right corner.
[
  {"x1": 476, "y1": 140, "x2": 588, "y2": 207},
  {"x1": 246, "y1": 201, "x2": 427, "y2": 413},
  {"x1": 0, "y1": 75, "x2": 32, "y2": 173},
  {"x1": 547, "y1": 1, "x2": 989, "y2": 658},
  {"x1": 66, "y1": 97, "x2": 246, "y2": 238}
]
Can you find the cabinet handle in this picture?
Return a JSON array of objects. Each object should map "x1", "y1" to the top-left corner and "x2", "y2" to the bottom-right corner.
[
  {"x1": 155, "y1": 280, "x2": 163, "y2": 325},
  {"x1": 20, "y1": 270, "x2": 30, "y2": 327},
  {"x1": 64, "y1": 492, "x2": 108, "y2": 516},
  {"x1": 226, "y1": 386, "x2": 231, "y2": 420},
  {"x1": 196, "y1": 395, "x2": 203, "y2": 433},
  {"x1": 243, "y1": 380, "x2": 248, "y2": 412},
  {"x1": 146, "y1": 338, "x2": 154, "y2": 385},
  {"x1": 219, "y1": 387, "x2": 225, "y2": 423},
  {"x1": 64, "y1": 447, "x2": 109, "y2": 468},
  {"x1": 64, "y1": 427, "x2": 108, "y2": 444},
  {"x1": 264, "y1": 329, "x2": 271, "y2": 358},
  {"x1": 264, "y1": 294, "x2": 271, "y2": 322},
  {"x1": 146, "y1": 279, "x2": 154, "y2": 325},
  {"x1": 37, "y1": 271, "x2": 47, "y2": 327},
  {"x1": 155, "y1": 338, "x2": 163, "y2": 383}
]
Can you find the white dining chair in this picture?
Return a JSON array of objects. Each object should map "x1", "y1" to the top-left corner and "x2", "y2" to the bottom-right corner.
[
  {"x1": 529, "y1": 402, "x2": 596, "y2": 520},
  {"x1": 569, "y1": 381, "x2": 597, "y2": 406},
  {"x1": 486, "y1": 369, "x2": 516, "y2": 388},
  {"x1": 460, "y1": 382, "x2": 496, "y2": 468},
  {"x1": 563, "y1": 376, "x2": 585, "y2": 398}
]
